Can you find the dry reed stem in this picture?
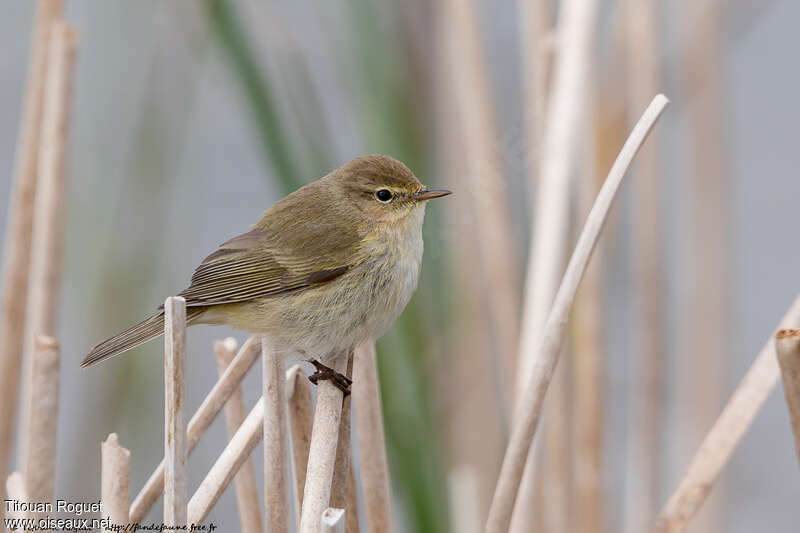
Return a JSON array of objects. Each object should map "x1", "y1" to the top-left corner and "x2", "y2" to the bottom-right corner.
[
  {"x1": 214, "y1": 338, "x2": 262, "y2": 533},
  {"x1": 623, "y1": 0, "x2": 664, "y2": 530},
  {"x1": 164, "y1": 296, "x2": 187, "y2": 527},
  {"x1": 651, "y1": 295, "x2": 800, "y2": 533},
  {"x1": 262, "y1": 336, "x2": 290, "y2": 533},
  {"x1": 345, "y1": 462, "x2": 360, "y2": 533},
  {"x1": 352, "y1": 343, "x2": 393, "y2": 533},
  {"x1": 681, "y1": 2, "x2": 726, "y2": 531},
  {"x1": 511, "y1": 0, "x2": 598, "y2": 523},
  {"x1": 188, "y1": 396, "x2": 265, "y2": 525},
  {"x1": 520, "y1": 0, "x2": 552, "y2": 194},
  {"x1": 5, "y1": 472, "x2": 27, "y2": 521},
  {"x1": 130, "y1": 335, "x2": 261, "y2": 522},
  {"x1": 321, "y1": 508, "x2": 345, "y2": 533},
  {"x1": 17, "y1": 20, "x2": 74, "y2": 475},
  {"x1": 442, "y1": 0, "x2": 520, "y2": 395},
  {"x1": 484, "y1": 94, "x2": 669, "y2": 533},
  {"x1": 515, "y1": 0, "x2": 599, "y2": 407},
  {"x1": 21, "y1": 335, "x2": 59, "y2": 521},
  {"x1": 776, "y1": 329, "x2": 800, "y2": 464},
  {"x1": 331, "y1": 352, "x2": 354, "y2": 509},
  {"x1": 299, "y1": 355, "x2": 348, "y2": 533},
  {"x1": 571, "y1": 121, "x2": 605, "y2": 533},
  {"x1": 287, "y1": 364, "x2": 313, "y2": 517},
  {"x1": 515, "y1": 4, "x2": 553, "y2": 529},
  {"x1": 539, "y1": 360, "x2": 573, "y2": 533},
  {"x1": 101, "y1": 433, "x2": 131, "y2": 527},
  {"x1": 0, "y1": 1, "x2": 62, "y2": 511}
]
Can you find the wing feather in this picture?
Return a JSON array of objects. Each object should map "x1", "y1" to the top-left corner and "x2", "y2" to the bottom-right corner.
[{"x1": 176, "y1": 190, "x2": 363, "y2": 307}]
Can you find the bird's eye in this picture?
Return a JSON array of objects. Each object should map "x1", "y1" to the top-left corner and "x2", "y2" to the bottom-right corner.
[{"x1": 375, "y1": 189, "x2": 393, "y2": 202}]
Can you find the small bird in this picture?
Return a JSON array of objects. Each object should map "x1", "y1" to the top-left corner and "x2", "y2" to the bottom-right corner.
[{"x1": 81, "y1": 155, "x2": 450, "y2": 392}]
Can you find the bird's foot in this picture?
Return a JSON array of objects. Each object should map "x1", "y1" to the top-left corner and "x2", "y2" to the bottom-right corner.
[{"x1": 307, "y1": 359, "x2": 353, "y2": 396}]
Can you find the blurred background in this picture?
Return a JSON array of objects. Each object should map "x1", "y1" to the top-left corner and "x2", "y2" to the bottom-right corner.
[{"x1": 1, "y1": 0, "x2": 799, "y2": 531}]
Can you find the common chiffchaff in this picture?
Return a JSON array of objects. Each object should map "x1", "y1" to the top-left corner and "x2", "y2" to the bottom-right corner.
[{"x1": 82, "y1": 155, "x2": 450, "y2": 389}]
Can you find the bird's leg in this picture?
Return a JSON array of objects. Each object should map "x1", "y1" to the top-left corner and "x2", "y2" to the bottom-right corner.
[{"x1": 307, "y1": 358, "x2": 353, "y2": 396}]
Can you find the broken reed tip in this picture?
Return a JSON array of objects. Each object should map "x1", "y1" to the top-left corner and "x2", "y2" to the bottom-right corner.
[
  {"x1": 776, "y1": 329, "x2": 800, "y2": 339},
  {"x1": 286, "y1": 364, "x2": 306, "y2": 398}
]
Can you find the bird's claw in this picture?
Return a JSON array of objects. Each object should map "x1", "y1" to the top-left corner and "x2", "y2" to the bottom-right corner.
[{"x1": 307, "y1": 359, "x2": 352, "y2": 396}]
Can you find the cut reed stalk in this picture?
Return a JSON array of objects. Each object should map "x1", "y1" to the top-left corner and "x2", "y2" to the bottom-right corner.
[
  {"x1": 21, "y1": 335, "x2": 59, "y2": 521},
  {"x1": 0, "y1": 1, "x2": 63, "y2": 509},
  {"x1": 299, "y1": 355, "x2": 348, "y2": 533},
  {"x1": 352, "y1": 342, "x2": 393, "y2": 533},
  {"x1": 130, "y1": 335, "x2": 261, "y2": 522},
  {"x1": 188, "y1": 396, "x2": 265, "y2": 525},
  {"x1": 484, "y1": 94, "x2": 669, "y2": 533},
  {"x1": 101, "y1": 433, "x2": 131, "y2": 527},
  {"x1": 776, "y1": 329, "x2": 800, "y2": 464},
  {"x1": 651, "y1": 295, "x2": 800, "y2": 533},
  {"x1": 17, "y1": 19, "x2": 75, "y2": 474},
  {"x1": 287, "y1": 364, "x2": 313, "y2": 517},
  {"x1": 331, "y1": 352, "x2": 354, "y2": 509},
  {"x1": 163, "y1": 296, "x2": 187, "y2": 527},
  {"x1": 321, "y1": 508, "x2": 345, "y2": 533},
  {"x1": 262, "y1": 336, "x2": 290, "y2": 533},
  {"x1": 214, "y1": 338, "x2": 262, "y2": 533}
]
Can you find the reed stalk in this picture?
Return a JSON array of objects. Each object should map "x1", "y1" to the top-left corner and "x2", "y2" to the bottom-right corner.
[
  {"x1": 331, "y1": 352, "x2": 355, "y2": 510},
  {"x1": 623, "y1": 0, "x2": 664, "y2": 531},
  {"x1": 511, "y1": 0, "x2": 598, "y2": 523},
  {"x1": 484, "y1": 94, "x2": 669, "y2": 533},
  {"x1": 287, "y1": 364, "x2": 313, "y2": 518},
  {"x1": 130, "y1": 336, "x2": 261, "y2": 522},
  {"x1": 299, "y1": 356, "x2": 348, "y2": 533},
  {"x1": 163, "y1": 297, "x2": 187, "y2": 527},
  {"x1": 262, "y1": 336, "x2": 289, "y2": 532},
  {"x1": 441, "y1": 0, "x2": 520, "y2": 396},
  {"x1": 570, "y1": 102, "x2": 605, "y2": 533},
  {"x1": 651, "y1": 295, "x2": 800, "y2": 533},
  {"x1": 352, "y1": 343, "x2": 393, "y2": 533},
  {"x1": 514, "y1": 0, "x2": 599, "y2": 407},
  {"x1": 346, "y1": 462, "x2": 360, "y2": 533},
  {"x1": 101, "y1": 433, "x2": 131, "y2": 527},
  {"x1": 214, "y1": 338, "x2": 262, "y2": 533},
  {"x1": 775, "y1": 329, "x2": 800, "y2": 464},
  {"x1": 17, "y1": 18, "x2": 75, "y2": 474},
  {"x1": 0, "y1": 2, "x2": 62, "y2": 510},
  {"x1": 188, "y1": 395, "x2": 265, "y2": 525},
  {"x1": 681, "y1": 1, "x2": 726, "y2": 530},
  {"x1": 21, "y1": 335, "x2": 59, "y2": 522}
]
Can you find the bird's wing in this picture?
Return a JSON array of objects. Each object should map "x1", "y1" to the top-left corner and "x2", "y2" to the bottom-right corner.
[{"x1": 177, "y1": 192, "x2": 364, "y2": 307}]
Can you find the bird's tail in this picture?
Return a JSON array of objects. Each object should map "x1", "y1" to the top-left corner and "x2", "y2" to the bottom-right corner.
[{"x1": 81, "y1": 308, "x2": 204, "y2": 367}]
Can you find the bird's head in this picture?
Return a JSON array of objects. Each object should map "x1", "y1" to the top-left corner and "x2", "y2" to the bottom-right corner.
[{"x1": 329, "y1": 154, "x2": 451, "y2": 227}]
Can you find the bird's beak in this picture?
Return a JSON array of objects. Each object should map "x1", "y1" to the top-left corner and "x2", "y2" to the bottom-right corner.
[{"x1": 414, "y1": 189, "x2": 452, "y2": 201}]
